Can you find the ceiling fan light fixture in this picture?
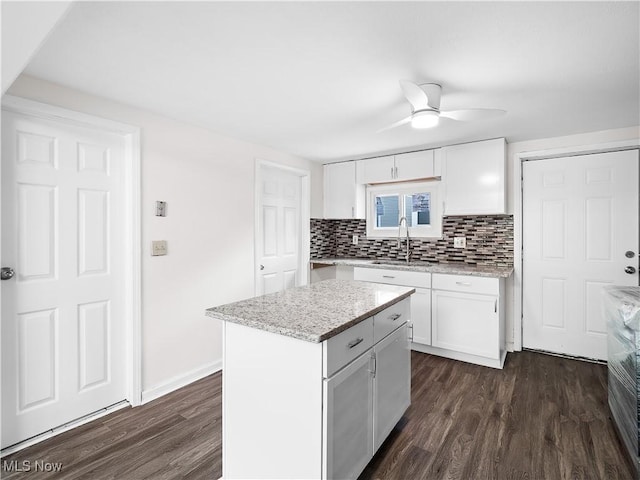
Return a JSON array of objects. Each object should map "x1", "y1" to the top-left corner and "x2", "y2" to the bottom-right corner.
[{"x1": 411, "y1": 110, "x2": 439, "y2": 129}]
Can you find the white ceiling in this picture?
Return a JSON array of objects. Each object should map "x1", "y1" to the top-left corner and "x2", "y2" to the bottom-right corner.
[{"x1": 22, "y1": 1, "x2": 640, "y2": 163}]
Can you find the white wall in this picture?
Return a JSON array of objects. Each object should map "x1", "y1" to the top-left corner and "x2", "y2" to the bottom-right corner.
[
  {"x1": 504, "y1": 126, "x2": 640, "y2": 351},
  {"x1": 1, "y1": 2, "x2": 73, "y2": 94},
  {"x1": 6, "y1": 74, "x2": 323, "y2": 398}
]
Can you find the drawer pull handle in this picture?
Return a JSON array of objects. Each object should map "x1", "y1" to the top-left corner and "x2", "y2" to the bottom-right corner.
[
  {"x1": 455, "y1": 281, "x2": 472, "y2": 286},
  {"x1": 389, "y1": 313, "x2": 402, "y2": 321},
  {"x1": 382, "y1": 275, "x2": 396, "y2": 279},
  {"x1": 347, "y1": 337, "x2": 364, "y2": 349}
]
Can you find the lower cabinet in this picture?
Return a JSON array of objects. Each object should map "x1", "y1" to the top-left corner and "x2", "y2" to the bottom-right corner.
[
  {"x1": 431, "y1": 289, "x2": 499, "y2": 358},
  {"x1": 353, "y1": 267, "x2": 506, "y2": 369},
  {"x1": 323, "y1": 323, "x2": 410, "y2": 480},
  {"x1": 427, "y1": 273, "x2": 506, "y2": 369},
  {"x1": 373, "y1": 325, "x2": 411, "y2": 452},
  {"x1": 410, "y1": 288, "x2": 432, "y2": 346},
  {"x1": 323, "y1": 349, "x2": 374, "y2": 480}
]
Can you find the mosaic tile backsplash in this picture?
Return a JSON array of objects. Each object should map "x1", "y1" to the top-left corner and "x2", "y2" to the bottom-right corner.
[{"x1": 310, "y1": 215, "x2": 514, "y2": 267}]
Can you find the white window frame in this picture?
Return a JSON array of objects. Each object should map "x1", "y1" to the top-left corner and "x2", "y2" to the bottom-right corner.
[{"x1": 366, "y1": 181, "x2": 442, "y2": 238}]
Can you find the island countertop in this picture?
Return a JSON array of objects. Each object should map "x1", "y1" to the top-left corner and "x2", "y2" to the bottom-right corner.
[{"x1": 205, "y1": 279, "x2": 414, "y2": 343}]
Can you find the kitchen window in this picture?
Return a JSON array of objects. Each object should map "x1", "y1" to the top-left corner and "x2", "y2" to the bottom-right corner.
[{"x1": 366, "y1": 181, "x2": 442, "y2": 238}]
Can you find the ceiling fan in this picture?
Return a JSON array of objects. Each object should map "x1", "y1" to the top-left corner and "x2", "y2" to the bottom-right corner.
[{"x1": 381, "y1": 80, "x2": 506, "y2": 131}]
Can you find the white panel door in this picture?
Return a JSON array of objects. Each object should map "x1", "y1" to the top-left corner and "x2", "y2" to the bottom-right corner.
[
  {"x1": 1, "y1": 111, "x2": 126, "y2": 448},
  {"x1": 523, "y1": 150, "x2": 639, "y2": 360},
  {"x1": 256, "y1": 166, "x2": 301, "y2": 295}
]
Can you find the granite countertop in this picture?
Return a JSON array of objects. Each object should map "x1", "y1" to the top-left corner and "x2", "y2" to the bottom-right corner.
[
  {"x1": 310, "y1": 257, "x2": 513, "y2": 278},
  {"x1": 206, "y1": 279, "x2": 414, "y2": 343}
]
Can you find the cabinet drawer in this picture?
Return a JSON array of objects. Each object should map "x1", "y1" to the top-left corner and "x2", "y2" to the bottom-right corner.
[
  {"x1": 323, "y1": 317, "x2": 374, "y2": 378},
  {"x1": 354, "y1": 267, "x2": 431, "y2": 288},
  {"x1": 374, "y1": 298, "x2": 409, "y2": 343},
  {"x1": 432, "y1": 273, "x2": 498, "y2": 295}
]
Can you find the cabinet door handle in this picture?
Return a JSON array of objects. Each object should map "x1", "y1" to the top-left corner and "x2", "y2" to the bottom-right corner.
[
  {"x1": 390, "y1": 167, "x2": 394, "y2": 179},
  {"x1": 347, "y1": 337, "x2": 364, "y2": 349},
  {"x1": 394, "y1": 166, "x2": 398, "y2": 178},
  {"x1": 455, "y1": 281, "x2": 472, "y2": 286},
  {"x1": 382, "y1": 275, "x2": 396, "y2": 279},
  {"x1": 369, "y1": 351, "x2": 377, "y2": 378},
  {"x1": 351, "y1": 206, "x2": 355, "y2": 218},
  {"x1": 389, "y1": 313, "x2": 402, "y2": 321},
  {"x1": 495, "y1": 299, "x2": 497, "y2": 313},
  {"x1": 408, "y1": 324, "x2": 414, "y2": 342}
]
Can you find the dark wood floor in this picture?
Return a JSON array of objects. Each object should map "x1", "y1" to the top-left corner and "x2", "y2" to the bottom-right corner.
[
  {"x1": 1, "y1": 351, "x2": 633, "y2": 479},
  {"x1": 1, "y1": 373, "x2": 222, "y2": 480}
]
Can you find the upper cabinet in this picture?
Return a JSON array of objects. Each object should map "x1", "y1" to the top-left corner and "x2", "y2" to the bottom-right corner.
[
  {"x1": 441, "y1": 138, "x2": 506, "y2": 215},
  {"x1": 357, "y1": 155, "x2": 395, "y2": 184},
  {"x1": 323, "y1": 162, "x2": 365, "y2": 219},
  {"x1": 394, "y1": 150, "x2": 439, "y2": 182},
  {"x1": 356, "y1": 150, "x2": 438, "y2": 184}
]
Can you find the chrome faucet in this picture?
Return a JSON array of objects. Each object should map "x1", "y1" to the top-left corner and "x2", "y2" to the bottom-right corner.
[{"x1": 397, "y1": 217, "x2": 411, "y2": 263}]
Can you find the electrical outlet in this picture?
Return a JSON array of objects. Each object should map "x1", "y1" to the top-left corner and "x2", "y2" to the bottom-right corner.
[
  {"x1": 151, "y1": 240, "x2": 168, "y2": 256},
  {"x1": 352, "y1": 235, "x2": 358, "y2": 246},
  {"x1": 453, "y1": 237, "x2": 466, "y2": 248}
]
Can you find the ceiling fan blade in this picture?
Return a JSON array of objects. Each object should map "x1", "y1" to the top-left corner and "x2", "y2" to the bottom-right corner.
[
  {"x1": 440, "y1": 108, "x2": 506, "y2": 122},
  {"x1": 377, "y1": 115, "x2": 412, "y2": 133},
  {"x1": 399, "y1": 80, "x2": 429, "y2": 111}
]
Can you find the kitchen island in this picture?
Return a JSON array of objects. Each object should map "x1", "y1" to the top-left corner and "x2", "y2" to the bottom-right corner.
[{"x1": 206, "y1": 279, "x2": 415, "y2": 480}]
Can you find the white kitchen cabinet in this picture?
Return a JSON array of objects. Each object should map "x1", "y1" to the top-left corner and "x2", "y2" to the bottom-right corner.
[
  {"x1": 428, "y1": 273, "x2": 506, "y2": 369},
  {"x1": 357, "y1": 155, "x2": 395, "y2": 184},
  {"x1": 222, "y1": 298, "x2": 411, "y2": 480},
  {"x1": 373, "y1": 324, "x2": 410, "y2": 452},
  {"x1": 356, "y1": 150, "x2": 437, "y2": 184},
  {"x1": 323, "y1": 161, "x2": 365, "y2": 219},
  {"x1": 432, "y1": 290, "x2": 498, "y2": 358},
  {"x1": 323, "y1": 349, "x2": 374, "y2": 480},
  {"x1": 354, "y1": 266, "x2": 507, "y2": 369},
  {"x1": 323, "y1": 309, "x2": 410, "y2": 480},
  {"x1": 394, "y1": 150, "x2": 436, "y2": 182},
  {"x1": 441, "y1": 138, "x2": 506, "y2": 215},
  {"x1": 410, "y1": 288, "x2": 432, "y2": 345},
  {"x1": 353, "y1": 267, "x2": 432, "y2": 349}
]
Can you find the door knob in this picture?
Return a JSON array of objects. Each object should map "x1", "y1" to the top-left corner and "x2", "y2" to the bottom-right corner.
[
  {"x1": 625, "y1": 266, "x2": 637, "y2": 274},
  {"x1": 1, "y1": 267, "x2": 15, "y2": 280},
  {"x1": 260, "y1": 265, "x2": 264, "y2": 271}
]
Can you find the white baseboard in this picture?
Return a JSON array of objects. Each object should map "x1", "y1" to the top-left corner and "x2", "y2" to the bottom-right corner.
[{"x1": 141, "y1": 360, "x2": 222, "y2": 405}]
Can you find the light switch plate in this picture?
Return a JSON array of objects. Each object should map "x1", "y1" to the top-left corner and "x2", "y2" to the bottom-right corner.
[
  {"x1": 151, "y1": 240, "x2": 167, "y2": 256},
  {"x1": 352, "y1": 235, "x2": 358, "y2": 245},
  {"x1": 453, "y1": 237, "x2": 466, "y2": 248}
]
